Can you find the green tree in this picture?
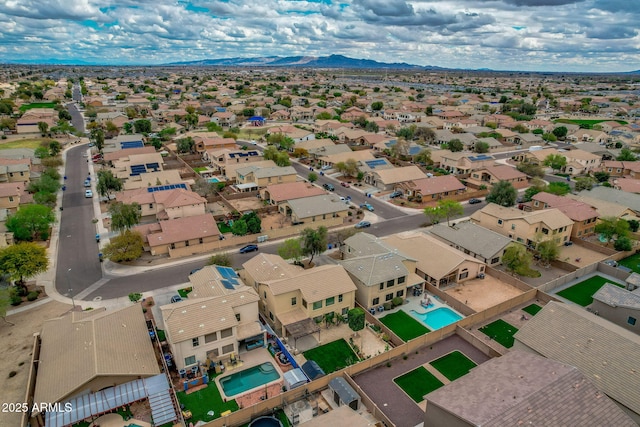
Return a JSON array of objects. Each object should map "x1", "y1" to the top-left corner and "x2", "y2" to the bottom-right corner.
[
  {"x1": 0, "y1": 242, "x2": 48, "y2": 288},
  {"x1": 543, "y1": 154, "x2": 567, "y2": 173},
  {"x1": 108, "y1": 202, "x2": 141, "y2": 232},
  {"x1": 133, "y1": 119, "x2": 152, "y2": 134},
  {"x1": 574, "y1": 176, "x2": 596, "y2": 192},
  {"x1": 448, "y1": 138, "x2": 464, "y2": 152},
  {"x1": 92, "y1": 128, "x2": 105, "y2": 152},
  {"x1": 413, "y1": 149, "x2": 432, "y2": 165},
  {"x1": 614, "y1": 236, "x2": 633, "y2": 251},
  {"x1": 595, "y1": 217, "x2": 630, "y2": 246},
  {"x1": 300, "y1": 226, "x2": 328, "y2": 264},
  {"x1": 316, "y1": 111, "x2": 332, "y2": 120},
  {"x1": 0, "y1": 286, "x2": 12, "y2": 325},
  {"x1": 485, "y1": 181, "x2": 517, "y2": 207},
  {"x1": 37, "y1": 121, "x2": 48, "y2": 136},
  {"x1": 231, "y1": 218, "x2": 248, "y2": 236},
  {"x1": 347, "y1": 307, "x2": 365, "y2": 333},
  {"x1": 542, "y1": 133, "x2": 557, "y2": 142},
  {"x1": 423, "y1": 205, "x2": 445, "y2": 225},
  {"x1": 594, "y1": 171, "x2": 610, "y2": 183},
  {"x1": 547, "y1": 181, "x2": 571, "y2": 196},
  {"x1": 278, "y1": 238, "x2": 303, "y2": 261},
  {"x1": 536, "y1": 240, "x2": 559, "y2": 266},
  {"x1": 123, "y1": 122, "x2": 133, "y2": 134},
  {"x1": 308, "y1": 172, "x2": 318, "y2": 183},
  {"x1": 502, "y1": 244, "x2": 535, "y2": 276},
  {"x1": 627, "y1": 219, "x2": 639, "y2": 233},
  {"x1": 552, "y1": 126, "x2": 568, "y2": 139},
  {"x1": 6, "y1": 204, "x2": 55, "y2": 241},
  {"x1": 371, "y1": 101, "x2": 383, "y2": 111},
  {"x1": 275, "y1": 152, "x2": 291, "y2": 167},
  {"x1": 617, "y1": 148, "x2": 637, "y2": 161},
  {"x1": 176, "y1": 137, "x2": 194, "y2": 153},
  {"x1": 207, "y1": 252, "x2": 233, "y2": 267},
  {"x1": 436, "y1": 199, "x2": 463, "y2": 226},
  {"x1": 48, "y1": 140, "x2": 62, "y2": 156},
  {"x1": 474, "y1": 141, "x2": 490, "y2": 154},
  {"x1": 516, "y1": 162, "x2": 545, "y2": 178},
  {"x1": 103, "y1": 230, "x2": 144, "y2": 262},
  {"x1": 96, "y1": 170, "x2": 122, "y2": 200},
  {"x1": 242, "y1": 212, "x2": 262, "y2": 234}
]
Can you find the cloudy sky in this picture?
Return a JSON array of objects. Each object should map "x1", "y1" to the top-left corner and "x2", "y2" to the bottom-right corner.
[{"x1": 1, "y1": 0, "x2": 638, "y2": 72}]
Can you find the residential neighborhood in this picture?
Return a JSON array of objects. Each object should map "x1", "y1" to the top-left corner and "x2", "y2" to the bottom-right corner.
[{"x1": 2, "y1": 65, "x2": 640, "y2": 427}]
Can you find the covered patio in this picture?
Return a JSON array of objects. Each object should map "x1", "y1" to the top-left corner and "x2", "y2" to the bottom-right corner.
[{"x1": 284, "y1": 318, "x2": 321, "y2": 350}]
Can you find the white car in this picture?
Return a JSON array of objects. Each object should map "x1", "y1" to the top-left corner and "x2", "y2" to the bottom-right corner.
[{"x1": 85, "y1": 190, "x2": 93, "y2": 198}]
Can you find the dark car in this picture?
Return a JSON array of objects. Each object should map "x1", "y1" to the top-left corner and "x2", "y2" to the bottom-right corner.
[
  {"x1": 389, "y1": 191, "x2": 403, "y2": 199},
  {"x1": 239, "y1": 244, "x2": 259, "y2": 254},
  {"x1": 355, "y1": 221, "x2": 371, "y2": 229},
  {"x1": 468, "y1": 198, "x2": 482, "y2": 204},
  {"x1": 170, "y1": 295, "x2": 183, "y2": 303},
  {"x1": 323, "y1": 183, "x2": 335, "y2": 191}
]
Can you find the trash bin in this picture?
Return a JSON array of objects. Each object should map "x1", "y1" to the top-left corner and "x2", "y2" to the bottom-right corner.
[{"x1": 98, "y1": 253, "x2": 103, "y2": 262}]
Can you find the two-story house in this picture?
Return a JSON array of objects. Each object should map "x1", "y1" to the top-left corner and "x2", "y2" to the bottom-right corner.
[
  {"x1": 440, "y1": 153, "x2": 496, "y2": 175},
  {"x1": 116, "y1": 187, "x2": 206, "y2": 221},
  {"x1": 470, "y1": 203, "x2": 574, "y2": 247},
  {"x1": 530, "y1": 192, "x2": 598, "y2": 238},
  {"x1": 235, "y1": 165, "x2": 297, "y2": 190},
  {"x1": 467, "y1": 165, "x2": 528, "y2": 189},
  {"x1": 161, "y1": 265, "x2": 262, "y2": 370}
]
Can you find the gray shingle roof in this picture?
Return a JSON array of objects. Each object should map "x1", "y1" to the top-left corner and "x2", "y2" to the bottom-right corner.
[
  {"x1": 593, "y1": 283, "x2": 640, "y2": 309},
  {"x1": 514, "y1": 302, "x2": 640, "y2": 416},
  {"x1": 339, "y1": 253, "x2": 410, "y2": 285},
  {"x1": 579, "y1": 186, "x2": 640, "y2": 213},
  {"x1": 426, "y1": 350, "x2": 637, "y2": 427},
  {"x1": 287, "y1": 194, "x2": 349, "y2": 219},
  {"x1": 429, "y1": 222, "x2": 512, "y2": 260}
]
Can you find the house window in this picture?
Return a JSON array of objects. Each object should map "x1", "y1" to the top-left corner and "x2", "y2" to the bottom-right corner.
[
  {"x1": 220, "y1": 328, "x2": 233, "y2": 339},
  {"x1": 497, "y1": 219, "x2": 503, "y2": 225},
  {"x1": 192, "y1": 337, "x2": 199, "y2": 347},
  {"x1": 534, "y1": 201, "x2": 539, "y2": 207},
  {"x1": 511, "y1": 224, "x2": 516, "y2": 230},
  {"x1": 491, "y1": 257, "x2": 500, "y2": 264},
  {"x1": 8, "y1": 196, "x2": 13, "y2": 202},
  {"x1": 326, "y1": 297, "x2": 335, "y2": 306},
  {"x1": 379, "y1": 283, "x2": 384, "y2": 290},
  {"x1": 291, "y1": 297, "x2": 297, "y2": 306},
  {"x1": 372, "y1": 297, "x2": 380, "y2": 305},
  {"x1": 269, "y1": 311, "x2": 274, "y2": 321},
  {"x1": 205, "y1": 332, "x2": 217, "y2": 343},
  {"x1": 396, "y1": 290, "x2": 404, "y2": 297},
  {"x1": 541, "y1": 228, "x2": 549, "y2": 234},
  {"x1": 342, "y1": 307, "x2": 348, "y2": 315},
  {"x1": 459, "y1": 269, "x2": 469, "y2": 280},
  {"x1": 149, "y1": 203, "x2": 154, "y2": 209},
  {"x1": 313, "y1": 301, "x2": 322, "y2": 310},
  {"x1": 235, "y1": 313, "x2": 241, "y2": 321},
  {"x1": 184, "y1": 355, "x2": 196, "y2": 366},
  {"x1": 628, "y1": 317, "x2": 637, "y2": 326},
  {"x1": 185, "y1": 240, "x2": 190, "y2": 247},
  {"x1": 385, "y1": 293, "x2": 393, "y2": 301},
  {"x1": 387, "y1": 279, "x2": 394, "y2": 288},
  {"x1": 338, "y1": 294, "x2": 343, "y2": 302},
  {"x1": 221, "y1": 344, "x2": 234, "y2": 354},
  {"x1": 199, "y1": 238, "x2": 203, "y2": 244},
  {"x1": 170, "y1": 243, "x2": 176, "y2": 250},
  {"x1": 302, "y1": 299, "x2": 307, "y2": 308}
]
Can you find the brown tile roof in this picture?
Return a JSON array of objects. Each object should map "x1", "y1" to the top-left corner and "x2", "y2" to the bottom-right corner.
[
  {"x1": 426, "y1": 350, "x2": 637, "y2": 427},
  {"x1": 514, "y1": 302, "x2": 640, "y2": 416},
  {"x1": 483, "y1": 165, "x2": 527, "y2": 181},
  {"x1": 405, "y1": 175, "x2": 465, "y2": 197},
  {"x1": 531, "y1": 192, "x2": 599, "y2": 221},
  {"x1": 263, "y1": 264, "x2": 357, "y2": 303},
  {"x1": 0, "y1": 182, "x2": 25, "y2": 198},
  {"x1": 140, "y1": 213, "x2": 219, "y2": 247},
  {"x1": 614, "y1": 178, "x2": 640, "y2": 194},
  {"x1": 263, "y1": 182, "x2": 326, "y2": 203},
  {"x1": 33, "y1": 305, "x2": 159, "y2": 405},
  {"x1": 103, "y1": 146, "x2": 156, "y2": 162},
  {"x1": 471, "y1": 203, "x2": 575, "y2": 229},
  {"x1": 373, "y1": 165, "x2": 425, "y2": 184},
  {"x1": 241, "y1": 253, "x2": 302, "y2": 283}
]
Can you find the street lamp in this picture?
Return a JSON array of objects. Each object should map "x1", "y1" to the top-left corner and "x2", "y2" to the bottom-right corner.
[{"x1": 67, "y1": 268, "x2": 75, "y2": 309}]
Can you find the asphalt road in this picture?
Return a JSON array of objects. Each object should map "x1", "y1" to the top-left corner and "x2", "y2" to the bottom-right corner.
[
  {"x1": 67, "y1": 102, "x2": 85, "y2": 134},
  {"x1": 56, "y1": 145, "x2": 103, "y2": 298}
]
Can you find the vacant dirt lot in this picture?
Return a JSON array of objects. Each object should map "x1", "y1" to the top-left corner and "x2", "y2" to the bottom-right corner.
[
  {"x1": 446, "y1": 275, "x2": 525, "y2": 312},
  {"x1": 0, "y1": 301, "x2": 72, "y2": 427}
]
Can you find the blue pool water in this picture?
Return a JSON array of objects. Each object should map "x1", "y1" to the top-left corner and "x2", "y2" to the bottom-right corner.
[
  {"x1": 249, "y1": 416, "x2": 283, "y2": 427},
  {"x1": 411, "y1": 307, "x2": 463, "y2": 330},
  {"x1": 219, "y1": 362, "x2": 280, "y2": 397},
  {"x1": 208, "y1": 177, "x2": 220, "y2": 183}
]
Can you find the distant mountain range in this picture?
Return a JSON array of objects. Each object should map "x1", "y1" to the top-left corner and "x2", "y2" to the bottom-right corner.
[{"x1": 166, "y1": 54, "x2": 445, "y2": 70}]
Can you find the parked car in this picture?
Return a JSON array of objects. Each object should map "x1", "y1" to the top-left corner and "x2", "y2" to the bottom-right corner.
[
  {"x1": 170, "y1": 295, "x2": 183, "y2": 303},
  {"x1": 321, "y1": 165, "x2": 331, "y2": 170},
  {"x1": 389, "y1": 191, "x2": 403, "y2": 199},
  {"x1": 360, "y1": 203, "x2": 374, "y2": 212},
  {"x1": 603, "y1": 260, "x2": 618, "y2": 267},
  {"x1": 239, "y1": 244, "x2": 259, "y2": 254},
  {"x1": 340, "y1": 182, "x2": 350, "y2": 188},
  {"x1": 355, "y1": 221, "x2": 371, "y2": 229},
  {"x1": 564, "y1": 241, "x2": 573, "y2": 246},
  {"x1": 468, "y1": 198, "x2": 482, "y2": 204},
  {"x1": 84, "y1": 189, "x2": 93, "y2": 198},
  {"x1": 323, "y1": 183, "x2": 335, "y2": 191},
  {"x1": 84, "y1": 179, "x2": 91, "y2": 187}
]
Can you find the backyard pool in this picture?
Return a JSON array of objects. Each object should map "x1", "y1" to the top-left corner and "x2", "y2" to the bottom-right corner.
[
  {"x1": 208, "y1": 177, "x2": 220, "y2": 183},
  {"x1": 219, "y1": 362, "x2": 280, "y2": 397},
  {"x1": 411, "y1": 307, "x2": 463, "y2": 330}
]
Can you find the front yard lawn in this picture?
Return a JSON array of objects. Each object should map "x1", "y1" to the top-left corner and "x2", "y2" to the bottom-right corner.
[
  {"x1": 217, "y1": 222, "x2": 232, "y2": 234},
  {"x1": 394, "y1": 366, "x2": 444, "y2": 403},
  {"x1": 478, "y1": 319, "x2": 519, "y2": 348},
  {"x1": 176, "y1": 384, "x2": 238, "y2": 424},
  {"x1": 19, "y1": 102, "x2": 57, "y2": 112},
  {"x1": 379, "y1": 310, "x2": 430, "y2": 342},
  {"x1": 618, "y1": 252, "x2": 640, "y2": 274},
  {"x1": 556, "y1": 275, "x2": 624, "y2": 307},
  {"x1": 302, "y1": 338, "x2": 359, "y2": 373},
  {"x1": 522, "y1": 303, "x2": 542, "y2": 316},
  {"x1": 430, "y1": 351, "x2": 477, "y2": 382}
]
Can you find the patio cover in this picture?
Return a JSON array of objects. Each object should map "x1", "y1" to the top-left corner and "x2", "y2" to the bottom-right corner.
[
  {"x1": 236, "y1": 321, "x2": 264, "y2": 340},
  {"x1": 284, "y1": 318, "x2": 320, "y2": 346},
  {"x1": 236, "y1": 182, "x2": 258, "y2": 191}
]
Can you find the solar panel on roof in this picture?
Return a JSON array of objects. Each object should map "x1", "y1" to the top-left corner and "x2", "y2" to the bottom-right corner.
[
  {"x1": 146, "y1": 162, "x2": 160, "y2": 171},
  {"x1": 221, "y1": 279, "x2": 235, "y2": 290},
  {"x1": 146, "y1": 183, "x2": 187, "y2": 193},
  {"x1": 365, "y1": 159, "x2": 388, "y2": 169},
  {"x1": 216, "y1": 266, "x2": 238, "y2": 279},
  {"x1": 121, "y1": 141, "x2": 144, "y2": 149}
]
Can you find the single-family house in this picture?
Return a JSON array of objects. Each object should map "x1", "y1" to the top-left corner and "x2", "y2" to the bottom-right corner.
[
  {"x1": 112, "y1": 152, "x2": 165, "y2": 180},
  {"x1": 514, "y1": 302, "x2": 640, "y2": 421},
  {"x1": 16, "y1": 108, "x2": 57, "y2": 134},
  {"x1": 440, "y1": 153, "x2": 496, "y2": 175},
  {"x1": 240, "y1": 254, "x2": 357, "y2": 339},
  {"x1": 591, "y1": 282, "x2": 640, "y2": 333},
  {"x1": 429, "y1": 222, "x2": 512, "y2": 266},
  {"x1": 235, "y1": 165, "x2": 297, "y2": 190},
  {"x1": 530, "y1": 192, "x2": 598, "y2": 238},
  {"x1": 562, "y1": 149, "x2": 602, "y2": 175},
  {"x1": 116, "y1": 187, "x2": 206, "y2": 220},
  {"x1": 395, "y1": 175, "x2": 466, "y2": 201},
  {"x1": 260, "y1": 181, "x2": 326, "y2": 205},
  {"x1": 567, "y1": 128, "x2": 608, "y2": 144},
  {"x1": 467, "y1": 165, "x2": 528, "y2": 189},
  {"x1": 279, "y1": 193, "x2": 349, "y2": 224},
  {"x1": 204, "y1": 149, "x2": 262, "y2": 175},
  {"x1": 470, "y1": 203, "x2": 573, "y2": 247},
  {"x1": 161, "y1": 266, "x2": 262, "y2": 370},
  {"x1": 194, "y1": 136, "x2": 237, "y2": 154},
  {"x1": 0, "y1": 157, "x2": 31, "y2": 183},
  {"x1": 366, "y1": 165, "x2": 425, "y2": 191}
]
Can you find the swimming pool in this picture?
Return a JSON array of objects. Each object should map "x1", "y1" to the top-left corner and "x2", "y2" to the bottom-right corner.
[
  {"x1": 411, "y1": 307, "x2": 463, "y2": 330},
  {"x1": 219, "y1": 362, "x2": 280, "y2": 397},
  {"x1": 208, "y1": 177, "x2": 220, "y2": 183}
]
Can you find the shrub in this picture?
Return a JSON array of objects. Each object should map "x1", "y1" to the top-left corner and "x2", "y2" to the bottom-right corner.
[
  {"x1": 10, "y1": 295, "x2": 22, "y2": 306},
  {"x1": 383, "y1": 302, "x2": 393, "y2": 311},
  {"x1": 128, "y1": 292, "x2": 142, "y2": 303},
  {"x1": 27, "y1": 291, "x2": 39, "y2": 301},
  {"x1": 392, "y1": 296, "x2": 404, "y2": 307}
]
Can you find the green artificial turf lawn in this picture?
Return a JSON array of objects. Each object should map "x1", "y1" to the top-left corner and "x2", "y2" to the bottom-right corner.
[
  {"x1": 618, "y1": 252, "x2": 640, "y2": 274},
  {"x1": 557, "y1": 275, "x2": 624, "y2": 307},
  {"x1": 479, "y1": 319, "x2": 519, "y2": 348},
  {"x1": 394, "y1": 366, "x2": 444, "y2": 403},
  {"x1": 302, "y1": 338, "x2": 359, "y2": 373},
  {"x1": 176, "y1": 384, "x2": 238, "y2": 423},
  {"x1": 178, "y1": 287, "x2": 193, "y2": 298},
  {"x1": 430, "y1": 351, "x2": 477, "y2": 381},
  {"x1": 555, "y1": 119, "x2": 627, "y2": 127},
  {"x1": 217, "y1": 222, "x2": 232, "y2": 234},
  {"x1": 379, "y1": 310, "x2": 430, "y2": 342},
  {"x1": 19, "y1": 102, "x2": 57, "y2": 112},
  {"x1": 522, "y1": 304, "x2": 542, "y2": 316}
]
